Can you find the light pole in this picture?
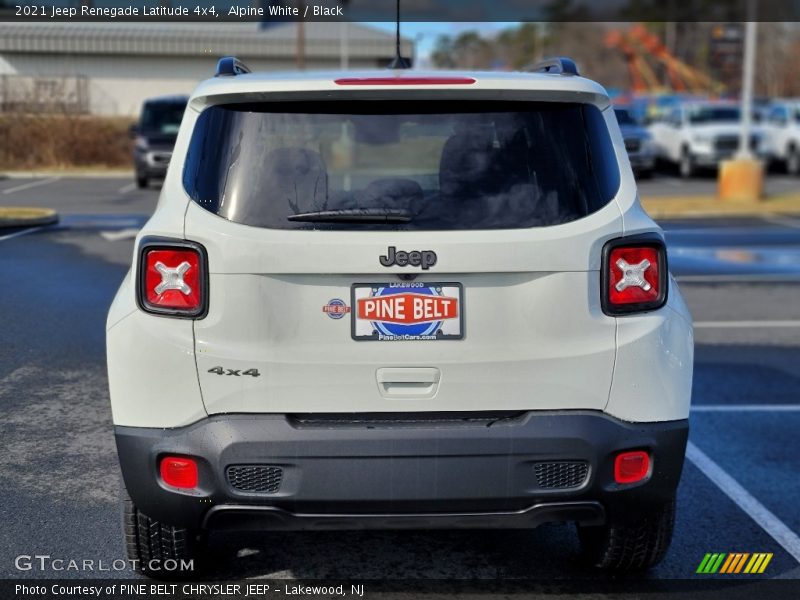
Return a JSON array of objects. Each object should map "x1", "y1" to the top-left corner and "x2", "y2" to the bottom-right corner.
[
  {"x1": 737, "y1": 17, "x2": 757, "y2": 159},
  {"x1": 718, "y1": 0, "x2": 763, "y2": 203}
]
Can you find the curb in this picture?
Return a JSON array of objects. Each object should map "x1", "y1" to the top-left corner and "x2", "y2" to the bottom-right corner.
[
  {"x1": 641, "y1": 196, "x2": 800, "y2": 219},
  {"x1": 0, "y1": 207, "x2": 60, "y2": 228}
]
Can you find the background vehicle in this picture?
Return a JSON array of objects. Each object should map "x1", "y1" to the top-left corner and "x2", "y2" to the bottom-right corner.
[
  {"x1": 649, "y1": 101, "x2": 766, "y2": 177},
  {"x1": 614, "y1": 105, "x2": 656, "y2": 177},
  {"x1": 763, "y1": 99, "x2": 800, "y2": 174},
  {"x1": 107, "y1": 57, "x2": 693, "y2": 577},
  {"x1": 131, "y1": 95, "x2": 188, "y2": 189}
]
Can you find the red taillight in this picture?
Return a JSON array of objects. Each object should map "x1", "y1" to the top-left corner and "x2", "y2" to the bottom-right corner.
[
  {"x1": 160, "y1": 456, "x2": 198, "y2": 489},
  {"x1": 138, "y1": 242, "x2": 206, "y2": 317},
  {"x1": 614, "y1": 450, "x2": 651, "y2": 484},
  {"x1": 602, "y1": 237, "x2": 667, "y2": 315},
  {"x1": 334, "y1": 77, "x2": 476, "y2": 86}
]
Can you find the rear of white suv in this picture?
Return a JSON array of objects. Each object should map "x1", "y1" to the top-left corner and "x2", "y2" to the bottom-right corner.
[{"x1": 107, "y1": 59, "x2": 693, "y2": 576}]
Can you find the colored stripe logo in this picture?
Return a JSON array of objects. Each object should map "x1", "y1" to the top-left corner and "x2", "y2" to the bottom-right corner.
[{"x1": 696, "y1": 552, "x2": 773, "y2": 574}]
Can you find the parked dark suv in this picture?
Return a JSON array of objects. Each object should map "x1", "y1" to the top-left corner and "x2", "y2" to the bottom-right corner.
[{"x1": 131, "y1": 95, "x2": 188, "y2": 188}]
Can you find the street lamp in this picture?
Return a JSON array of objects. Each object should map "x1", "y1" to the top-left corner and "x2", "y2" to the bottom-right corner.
[
  {"x1": 718, "y1": 0, "x2": 763, "y2": 203},
  {"x1": 736, "y1": 19, "x2": 757, "y2": 160}
]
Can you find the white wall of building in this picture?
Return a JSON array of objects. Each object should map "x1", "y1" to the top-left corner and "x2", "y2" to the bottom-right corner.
[{"x1": 1, "y1": 52, "x2": 380, "y2": 115}]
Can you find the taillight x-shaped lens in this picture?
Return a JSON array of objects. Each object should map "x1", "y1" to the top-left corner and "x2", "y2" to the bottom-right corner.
[
  {"x1": 144, "y1": 248, "x2": 201, "y2": 311},
  {"x1": 608, "y1": 246, "x2": 661, "y2": 306}
]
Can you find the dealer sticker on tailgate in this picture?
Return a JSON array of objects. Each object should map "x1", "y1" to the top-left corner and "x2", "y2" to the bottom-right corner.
[{"x1": 351, "y1": 283, "x2": 463, "y2": 341}]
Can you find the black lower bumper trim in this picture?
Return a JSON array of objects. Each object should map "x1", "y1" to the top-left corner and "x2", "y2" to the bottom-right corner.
[
  {"x1": 203, "y1": 501, "x2": 605, "y2": 531},
  {"x1": 115, "y1": 411, "x2": 688, "y2": 531}
]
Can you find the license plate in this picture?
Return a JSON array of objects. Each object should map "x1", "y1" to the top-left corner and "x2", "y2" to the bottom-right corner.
[{"x1": 351, "y1": 283, "x2": 464, "y2": 341}]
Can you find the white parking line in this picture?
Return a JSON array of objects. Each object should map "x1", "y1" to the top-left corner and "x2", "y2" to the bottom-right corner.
[
  {"x1": 694, "y1": 320, "x2": 800, "y2": 328},
  {"x1": 117, "y1": 182, "x2": 136, "y2": 194},
  {"x1": 0, "y1": 226, "x2": 44, "y2": 243},
  {"x1": 762, "y1": 214, "x2": 800, "y2": 230},
  {"x1": 686, "y1": 441, "x2": 800, "y2": 564},
  {"x1": 100, "y1": 228, "x2": 140, "y2": 241},
  {"x1": 692, "y1": 405, "x2": 800, "y2": 412},
  {"x1": 2, "y1": 177, "x2": 60, "y2": 195}
]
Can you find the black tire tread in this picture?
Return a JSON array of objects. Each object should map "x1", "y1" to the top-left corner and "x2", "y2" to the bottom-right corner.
[
  {"x1": 122, "y1": 490, "x2": 200, "y2": 578},
  {"x1": 578, "y1": 500, "x2": 675, "y2": 572},
  {"x1": 787, "y1": 146, "x2": 800, "y2": 175},
  {"x1": 679, "y1": 147, "x2": 694, "y2": 178}
]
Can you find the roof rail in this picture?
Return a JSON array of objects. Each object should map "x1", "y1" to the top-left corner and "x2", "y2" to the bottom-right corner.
[
  {"x1": 528, "y1": 57, "x2": 579, "y2": 76},
  {"x1": 215, "y1": 56, "x2": 251, "y2": 77}
]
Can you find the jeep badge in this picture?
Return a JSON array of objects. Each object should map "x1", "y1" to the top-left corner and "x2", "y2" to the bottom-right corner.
[{"x1": 379, "y1": 246, "x2": 437, "y2": 270}]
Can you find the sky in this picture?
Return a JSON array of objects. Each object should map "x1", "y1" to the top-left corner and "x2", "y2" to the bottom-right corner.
[{"x1": 368, "y1": 22, "x2": 519, "y2": 66}]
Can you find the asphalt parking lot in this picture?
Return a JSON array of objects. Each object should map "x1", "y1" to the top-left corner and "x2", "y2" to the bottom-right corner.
[{"x1": 1, "y1": 175, "x2": 799, "y2": 584}]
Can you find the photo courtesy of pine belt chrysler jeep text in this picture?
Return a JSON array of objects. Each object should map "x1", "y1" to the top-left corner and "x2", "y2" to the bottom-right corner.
[{"x1": 106, "y1": 56, "x2": 693, "y2": 576}]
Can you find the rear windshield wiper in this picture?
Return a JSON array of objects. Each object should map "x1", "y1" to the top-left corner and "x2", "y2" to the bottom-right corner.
[{"x1": 287, "y1": 208, "x2": 412, "y2": 223}]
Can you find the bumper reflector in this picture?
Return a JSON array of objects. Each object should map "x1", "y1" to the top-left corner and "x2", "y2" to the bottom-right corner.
[
  {"x1": 614, "y1": 450, "x2": 651, "y2": 484},
  {"x1": 160, "y1": 456, "x2": 198, "y2": 489}
]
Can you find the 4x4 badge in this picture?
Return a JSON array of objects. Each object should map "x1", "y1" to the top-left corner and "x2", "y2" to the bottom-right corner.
[{"x1": 379, "y1": 246, "x2": 437, "y2": 270}]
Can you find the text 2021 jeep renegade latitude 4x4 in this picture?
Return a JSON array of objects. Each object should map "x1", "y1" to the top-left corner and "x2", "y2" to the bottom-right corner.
[{"x1": 107, "y1": 57, "x2": 693, "y2": 575}]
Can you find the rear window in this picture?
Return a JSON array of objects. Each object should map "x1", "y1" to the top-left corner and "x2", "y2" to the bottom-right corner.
[
  {"x1": 687, "y1": 106, "x2": 741, "y2": 124},
  {"x1": 140, "y1": 101, "x2": 186, "y2": 135},
  {"x1": 614, "y1": 108, "x2": 636, "y2": 125},
  {"x1": 183, "y1": 101, "x2": 620, "y2": 231}
]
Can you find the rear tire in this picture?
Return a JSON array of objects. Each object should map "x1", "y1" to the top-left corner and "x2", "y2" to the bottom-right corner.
[
  {"x1": 577, "y1": 500, "x2": 675, "y2": 572},
  {"x1": 122, "y1": 489, "x2": 204, "y2": 579},
  {"x1": 679, "y1": 148, "x2": 695, "y2": 178},
  {"x1": 136, "y1": 175, "x2": 149, "y2": 189},
  {"x1": 787, "y1": 146, "x2": 800, "y2": 176}
]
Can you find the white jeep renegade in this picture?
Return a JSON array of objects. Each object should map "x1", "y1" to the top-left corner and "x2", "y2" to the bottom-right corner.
[{"x1": 107, "y1": 57, "x2": 693, "y2": 576}]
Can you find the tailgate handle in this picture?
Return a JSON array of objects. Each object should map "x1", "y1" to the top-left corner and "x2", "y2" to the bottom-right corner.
[{"x1": 376, "y1": 368, "x2": 441, "y2": 399}]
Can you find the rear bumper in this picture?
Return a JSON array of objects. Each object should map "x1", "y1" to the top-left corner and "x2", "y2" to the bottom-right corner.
[
  {"x1": 692, "y1": 148, "x2": 768, "y2": 166},
  {"x1": 133, "y1": 151, "x2": 171, "y2": 178},
  {"x1": 115, "y1": 411, "x2": 688, "y2": 531},
  {"x1": 628, "y1": 152, "x2": 655, "y2": 171},
  {"x1": 202, "y1": 501, "x2": 605, "y2": 531}
]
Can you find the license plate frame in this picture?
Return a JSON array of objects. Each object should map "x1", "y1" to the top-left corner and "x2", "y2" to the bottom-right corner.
[{"x1": 350, "y1": 282, "x2": 464, "y2": 342}]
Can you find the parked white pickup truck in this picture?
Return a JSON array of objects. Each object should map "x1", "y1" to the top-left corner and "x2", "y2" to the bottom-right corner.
[
  {"x1": 762, "y1": 100, "x2": 800, "y2": 174},
  {"x1": 648, "y1": 101, "x2": 766, "y2": 177}
]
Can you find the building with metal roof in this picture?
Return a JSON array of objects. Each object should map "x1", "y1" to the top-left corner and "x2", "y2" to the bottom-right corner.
[{"x1": 0, "y1": 22, "x2": 414, "y2": 115}]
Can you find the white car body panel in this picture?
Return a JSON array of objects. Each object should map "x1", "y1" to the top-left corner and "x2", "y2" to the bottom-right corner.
[
  {"x1": 650, "y1": 123, "x2": 747, "y2": 162},
  {"x1": 107, "y1": 304, "x2": 206, "y2": 428},
  {"x1": 762, "y1": 100, "x2": 800, "y2": 162},
  {"x1": 193, "y1": 269, "x2": 617, "y2": 415},
  {"x1": 649, "y1": 103, "x2": 765, "y2": 165},
  {"x1": 107, "y1": 69, "x2": 693, "y2": 428},
  {"x1": 606, "y1": 291, "x2": 693, "y2": 422}
]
